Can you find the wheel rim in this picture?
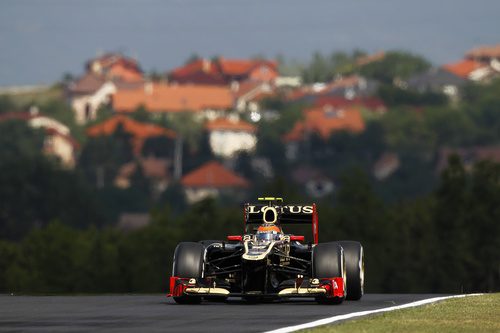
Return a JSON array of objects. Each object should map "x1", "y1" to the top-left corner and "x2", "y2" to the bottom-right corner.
[
  {"x1": 359, "y1": 246, "x2": 364, "y2": 295},
  {"x1": 342, "y1": 252, "x2": 347, "y2": 297}
]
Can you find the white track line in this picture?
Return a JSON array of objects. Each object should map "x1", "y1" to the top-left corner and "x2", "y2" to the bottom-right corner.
[{"x1": 264, "y1": 294, "x2": 483, "y2": 333}]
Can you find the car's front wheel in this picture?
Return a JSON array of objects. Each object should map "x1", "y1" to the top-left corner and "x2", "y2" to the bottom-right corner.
[
  {"x1": 172, "y1": 242, "x2": 205, "y2": 304},
  {"x1": 312, "y1": 242, "x2": 346, "y2": 304}
]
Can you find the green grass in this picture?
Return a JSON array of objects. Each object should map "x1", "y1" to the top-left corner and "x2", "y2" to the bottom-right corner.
[
  {"x1": 0, "y1": 85, "x2": 64, "y2": 108},
  {"x1": 302, "y1": 293, "x2": 500, "y2": 333}
]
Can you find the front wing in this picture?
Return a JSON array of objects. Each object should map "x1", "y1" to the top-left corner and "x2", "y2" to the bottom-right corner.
[{"x1": 167, "y1": 276, "x2": 345, "y2": 299}]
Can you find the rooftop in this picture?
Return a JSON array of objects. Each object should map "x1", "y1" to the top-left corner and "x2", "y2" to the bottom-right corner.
[
  {"x1": 466, "y1": 44, "x2": 500, "y2": 60},
  {"x1": 112, "y1": 83, "x2": 234, "y2": 113},
  {"x1": 181, "y1": 161, "x2": 249, "y2": 188},
  {"x1": 442, "y1": 59, "x2": 486, "y2": 78},
  {"x1": 284, "y1": 106, "x2": 365, "y2": 142},
  {"x1": 86, "y1": 115, "x2": 176, "y2": 154}
]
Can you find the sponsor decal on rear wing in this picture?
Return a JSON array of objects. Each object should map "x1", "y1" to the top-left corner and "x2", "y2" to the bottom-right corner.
[
  {"x1": 245, "y1": 204, "x2": 314, "y2": 224},
  {"x1": 243, "y1": 200, "x2": 319, "y2": 244}
]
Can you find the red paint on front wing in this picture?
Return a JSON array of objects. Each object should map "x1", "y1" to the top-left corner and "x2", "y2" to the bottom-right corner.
[
  {"x1": 321, "y1": 277, "x2": 345, "y2": 298},
  {"x1": 167, "y1": 276, "x2": 189, "y2": 297}
]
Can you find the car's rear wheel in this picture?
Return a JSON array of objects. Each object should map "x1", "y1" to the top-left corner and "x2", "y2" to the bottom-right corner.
[
  {"x1": 338, "y1": 241, "x2": 364, "y2": 300},
  {"x1": 172, "y1": 242, "x2": 205, "y2": 304},
  {"x1": 312, "y1": 242, "x2": 346, "y2": 304}
]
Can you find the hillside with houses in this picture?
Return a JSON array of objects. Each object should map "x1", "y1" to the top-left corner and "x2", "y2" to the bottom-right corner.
[
  {"x1": 2, "y1": 46, "x2": 500, "y2": 216},
  {"x1": 0, "y1": 46, "x2": 499, "y2": 294}
]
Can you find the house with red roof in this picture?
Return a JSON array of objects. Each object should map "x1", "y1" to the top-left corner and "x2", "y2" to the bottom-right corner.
[
  {"x1": 283, "y1": 105, "x2": 365, "y2": 160},
  {"x1": 87, "y1": 53, "x2": 143, "y2": 83},
  {"x1": 169, "y1": 57, "x2": 278, "y2": 85},
  {"x1": 234, "y1": 80, "x2": 275, "y2": 113},
  {"x1": 86, "y1": 115, "x2": 176, "y2": 156},
  {"x1": 205, "y1": 117, "x2": 257, "y2": 158},
  {"x1": 441, "y1": 44, "x2": 500, "y2": 82},
  {"x1": 68, "y1": 53, "x2": 144, "y2": 124},
  {"x1": 0, "y1": 109, "x2": 79, "y2": 168},
  {"x1": 112, "y1": 82, "x2": 234, "y2": 119},
  {"x1": 442, "y1": 59, "x2": 493, "y2": 82},
  {"x1": 181, "y1": 160, "x2": 249, "y2": 203},
  {"x1": 465, "y1": 44, "x2": 500, "y2": 65}
]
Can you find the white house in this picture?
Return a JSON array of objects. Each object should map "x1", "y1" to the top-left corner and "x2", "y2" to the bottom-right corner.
[
  {"x1": 205, "y1": 116, "x2": 257, "y2": 158},
  {"x1": 67, "y1": 73, "x2": 117, "y2": 124},
  {"x1": 0, "y1": 109, "x2": 79, "y2": 168}
]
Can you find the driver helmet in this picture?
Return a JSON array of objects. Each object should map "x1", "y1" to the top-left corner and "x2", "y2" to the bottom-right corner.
[{"x1": 256, "y1": 224, "x2": 282, "y2": 242}]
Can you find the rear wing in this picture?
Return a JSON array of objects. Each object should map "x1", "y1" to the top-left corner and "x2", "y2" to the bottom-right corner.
[{"x1": 243, "y1": 198, "x2": 319, "y2": 244}]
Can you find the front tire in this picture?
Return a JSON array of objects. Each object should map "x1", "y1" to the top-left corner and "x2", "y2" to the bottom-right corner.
[
  {"x1": 172, "y1": 242, "x2": 205, "y2": 304},
  {"x1": 312, "y1": 242, "x2": 346, "y2": 304},
  {"x1": 338, "y1": 241, "x2": 364, "y2": 300}
]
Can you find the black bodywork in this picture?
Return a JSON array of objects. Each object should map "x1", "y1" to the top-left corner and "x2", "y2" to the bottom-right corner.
[{"x1": 202, "y1": 238, "x2": 314, "y2": 296}]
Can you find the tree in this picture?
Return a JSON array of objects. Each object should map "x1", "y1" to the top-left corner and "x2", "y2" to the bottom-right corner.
[
  {"x1": 39, "y1": 98, "x2": 85, "y2": 143},
  {"x1": 326, "y1": 168, "x2": 389, "y2": 291},
  {"x1": 184, "y1": 53, "x2": 201, "y2": 65},
  {"x1": 359, "y1": 51, "x2": 431, "y2": 84},
  {"x1": 378, "y1": 85, "x2": 447, "y2": 107},
  {"x1": 432, "y1": 155, "x2": 470, "y2": 292},
  {"x1": 168, "y1": 112, "x2": 202, "y2": 153},
  {"x1": 78, "y1": 124, "x2": 134, "y2": 188},
  {"x1": 141, "y1": 136, "x2": 175, "y2": 158},
  {"x1": 466, "y1": 161, "x2": 500, "y2": 292},
  {"x1": 0, "y1": 95, "x2": 15, "y2": 114},
  {"x1": 129, "y1": 105, "x2": 150, "y2": 123}
]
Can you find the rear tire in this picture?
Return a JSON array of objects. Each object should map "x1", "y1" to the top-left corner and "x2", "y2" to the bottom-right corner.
[
  {"x1": 312, "y1": 242, "x2": 346, "y2": 304},
  {"x1": 338, "y1": 241, "x2": 364, "y2": 300},
  {"x1": 172, "y1": 242, "x2": 205, "y2": 304}
]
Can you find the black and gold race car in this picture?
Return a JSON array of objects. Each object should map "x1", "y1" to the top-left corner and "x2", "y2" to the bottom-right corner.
[{"x1": 168, "y1": 197, "x2": 364, "y2": 304}]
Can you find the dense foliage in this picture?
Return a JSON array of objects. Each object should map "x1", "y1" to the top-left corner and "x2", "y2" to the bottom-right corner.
[
  {"x1": 0, "y1": 54, "x2": 499, "y2": 294},
  {"x1": 0, "y1": 157, "x2": 498, "y2": 294}
]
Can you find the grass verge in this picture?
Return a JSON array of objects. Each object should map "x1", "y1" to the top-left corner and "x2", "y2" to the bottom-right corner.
[{"x1": 302, "y1": 293, "x2": 500, "y2": 333}]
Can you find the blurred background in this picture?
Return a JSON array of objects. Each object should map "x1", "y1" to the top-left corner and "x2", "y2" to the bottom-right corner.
[{"x1": 0, "y1": 0, "x2": 499, "y2": 294}]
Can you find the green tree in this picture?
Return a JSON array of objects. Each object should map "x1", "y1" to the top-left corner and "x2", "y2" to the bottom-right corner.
[
  {"x1": 466, "y1": 161, "x2": 500, "y2": 292},
  {"x1": 129, "y1": 105, "x2": 150, "y2": 122},
  {"x1": 378, "y1": 85, "x2": 447, "y2": 107},
  {"x1": 432, "y1": 155, "x2": 470, "y2": 292},
  {"x1": 359, "y1": 51, "x2": 431, "y2": 84},
  {"x1": 78, "y1": 124, "x2": 134, "y2": 188},
  {"x1": 0, "y1": 95, "x2": 15, "y2": 114}
]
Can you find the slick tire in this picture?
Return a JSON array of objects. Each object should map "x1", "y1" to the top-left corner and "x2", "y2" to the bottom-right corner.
[
  {"x1": 312, "y1": 242, "x2": 346, "y2": 304},
  {"x1": 172, "y1": 242, "x2": 205, "y2": 304},
  {"x1": 338, "y1": 241, "x2": 364, "y2": 300},
  {"x1": 199, "y1": 240, "x2": 223, "y2": 247}
]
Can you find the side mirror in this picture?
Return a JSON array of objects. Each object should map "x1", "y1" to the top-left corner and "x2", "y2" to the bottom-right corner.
[
  {"x1": 290, "y1": 235, "x2": 305, "y2": 242},
  {"x1": 227, "y1": 235, "x2": 243, "y2": 241}
]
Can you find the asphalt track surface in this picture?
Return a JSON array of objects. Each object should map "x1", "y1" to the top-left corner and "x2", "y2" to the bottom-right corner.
[{"x1": 0, "y1": 294, "x2": 448, "y2": 332}]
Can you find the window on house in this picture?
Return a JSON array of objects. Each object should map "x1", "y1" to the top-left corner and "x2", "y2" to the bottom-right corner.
[{"x1": 85, "y1": 103, "x2": 92, "y2": 120}]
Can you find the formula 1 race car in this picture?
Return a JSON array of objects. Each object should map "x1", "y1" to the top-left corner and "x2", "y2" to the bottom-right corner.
[{"x1": 168, "y1": 197, "x2": 364, "y2": 304}]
